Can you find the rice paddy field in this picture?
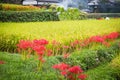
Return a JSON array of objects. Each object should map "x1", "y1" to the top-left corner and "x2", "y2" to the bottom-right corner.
[
  {"x1": 0, "y1": 19, "x2": 120, "y2": 43},
  {"x1": 0, "y1": 19, "x2": 120, "y2": 80}
]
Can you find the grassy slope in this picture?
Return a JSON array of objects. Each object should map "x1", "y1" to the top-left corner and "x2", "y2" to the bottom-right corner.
[
  {"x1": 86, "y1": 64, "x2": 116, "y2": 80},
  {"x1": 0, "y1": 52, "x2": 118, "y2": 80},
  {"x1": 0, "y1": 19, "x2": 120, "y2": 43},
  {"x1": 0, "y1": 52, "x2": 60, "y2": 80}
]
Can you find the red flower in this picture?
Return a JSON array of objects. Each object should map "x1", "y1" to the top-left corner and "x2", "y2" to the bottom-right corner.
[
  {"x1": 32, "y1": 45, "x2": 46, "y2": 52},
  {"x1": 68, "y1": 66, "x2": 83, "y2": 74},
  {"x1": 102, "y1": 41, "x2": 110, "y2": 47},
  {"x1": 78, "y1": 74, "x2": 87, "y2": 80},
  {"x1": 38, "y1": 57, "x2": 45, "y2": 63},
  {"x1": 52, "y1": 40, "x2": 61, "y2": 46},
  {"x1": 63, "y1": 45, "x2": 69, "y2": 49},
  {"x1": 0, "y1": 61, "x2": 5, "y2": 64},
  {"x1": 52, "y1": 62, "x2": 70, "y2": 71},
  {"x1": 61, "y1": 71, "x2": 67, "y2": 75},
  {"x1": 33, "y1": 39, "x2": 48, "y2": 45},
  {"x1": 47, "y1": 50, "x2": 52, "y2": 57},
  {"x1": 52, "y1": 64, "x2": 59, "y2": 69},
  {"x1": 106, "y1": 32, "x2": 119, "y2": 40},
  {"x1": 63, "y1": 53, "x2": 70, "y2": 58},
  {"x1": 68, "y1": 74, "x2": 76, "y2": 80},
  {"x1": 89, "y1": 36, "x2": 104, "y2": 43},
  {"x1": 17, "y1": 40, "x2": 32, "y2": 50}
]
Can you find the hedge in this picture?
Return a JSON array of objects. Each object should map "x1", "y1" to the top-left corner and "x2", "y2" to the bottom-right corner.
[
  {"x1": 87, "y1": 13, "x2": 120, "y2": 18},
  {"x1": 0, "y1": 11, "x2": 59, "y2": 22}
]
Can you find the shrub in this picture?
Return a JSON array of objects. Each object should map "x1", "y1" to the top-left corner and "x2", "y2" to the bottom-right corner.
[
  {"x1": 57, "y1": 7, "x2": 87, "y2": 20},
  {"x1": 0, "y1": 11, "x2": 59, "y2": 22}
]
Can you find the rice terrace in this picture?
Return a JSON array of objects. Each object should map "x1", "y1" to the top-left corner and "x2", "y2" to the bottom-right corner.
[{"x1": 0, "y1": 0, "x2": 120, "y2": 80}]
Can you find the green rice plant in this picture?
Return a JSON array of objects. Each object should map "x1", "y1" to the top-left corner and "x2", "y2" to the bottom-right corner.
[
  {"x1": 0, "y1": 4, "x2": 40, "y2": 11},
  {"x1": 0, "y1": 34, "x2": 27, "y2": 52},
  {"x1": 0, "y1": 19, "x2": 120, "y2": 53}
]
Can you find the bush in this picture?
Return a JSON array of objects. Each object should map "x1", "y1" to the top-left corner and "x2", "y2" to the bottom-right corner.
[
  {"x1": 0, "y1": 11, "x2": 59, "y2": 22},
  {"x1": 57, "y1": 7, "x2": 87, "y2": 20}
]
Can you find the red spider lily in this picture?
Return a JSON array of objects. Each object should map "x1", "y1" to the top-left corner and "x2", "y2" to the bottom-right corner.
[
  {"x1": 102, "y1": 41, "x2": 110, "y2": 47},
  {"x1": 105, "y1": 32, "x2": 119, "y2": 40},
  {"x1": 37, "y1": 51, "x2": 44, "y2": 56},
  {"x1": 61, "y1": 71, "x2": 67, "y2": 75},
  {"x1": 89, "y1": 36, "x2": 104, "y2": 43},
  {"x1": 71, "y1": 40, "x2": 80, "y2": 47},
  {"x1": 52, "y1": 63, "x2": 87, "y2": 80},
  {"x1": 83, "y1": 39, "x2": 90, "y2": 47},
  {"x1": 17, "y1": 40, "x2": 32, "y2": 50},
  {"x1": 47, "y1": 49, "x2": 53, "y2": 57},
  {"x1": 32, "y1": 45, "x2": 46, "y2": 53},
  {"x1": 68, "y1": 66, "x2": 83, "y2": 74},
  {"x1": 63, "y1": 45, "x2": 69, "y2": 49},
  {"x1": 33, "y1": 39, "x2": 48, "y2": 45},
  {"x1": 52, "y1": 62, "x2": 70, "y2": 71},
  {"x1": 73, "y1": 40, "x2": 80, "y2": 45},
  {"x1": 52, "y1": 40, "x2": 61, "y2": 46},
  {"x1": 38, "y1": 57, "x2": 46, "y2": 63},
  {"x1": 78, "y1": 74, "x2": 87, "y2": 80},
  {"x1": 0, "y1": 61, "x2": 5, "y2": 64},
  {"x1": 63, "y1": 53, "x2": 70, "y2": 58},
  {"x1": 68, "y1": 75, "x2": 75, "y2": 80}
]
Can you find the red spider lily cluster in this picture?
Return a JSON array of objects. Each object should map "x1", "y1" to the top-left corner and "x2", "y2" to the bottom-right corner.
[
  {"x1": 52, "y1": 63, "x2": 87, "y2": 80},
  {"x1": 71, "y1": 32, "x2": 120, "y2": 49},
  {"x1": 17, "y1": 39, "x2": 52, "y2": 70},
  {"x1": 51, "y1": 32, "x2": 120, "y2": 55},
  {"x1": 17, "y1": 32, "x2": 120, "y2": 57}
]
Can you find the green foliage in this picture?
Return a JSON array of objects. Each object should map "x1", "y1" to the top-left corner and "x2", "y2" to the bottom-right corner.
[
  {"x1": 0, "y1": 52, "x2": 60, "y2": 80},
  {"x1": 110, "y1": 54, "x2": 120, "y2": 79},
  {"x1": 86, "y1": 64, "x2": 116, "y2": 80},
  {"x1": 57, "y1": 7, "x2": 87, "y2": 20},
  {"x1": 0, "y1": 11, "x2": 59, "y2": 22},
  {"x1": 67, "y1": 50, "x2": 98, "y2": 70},
  {"x1": 62, "y1": 41, "x2": 120, "y2": 70}
]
